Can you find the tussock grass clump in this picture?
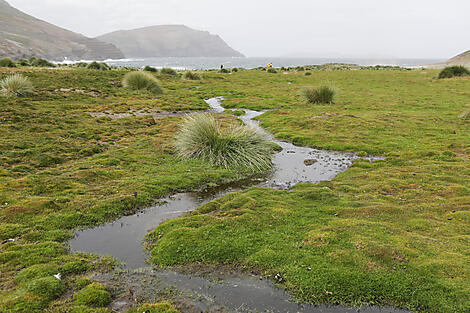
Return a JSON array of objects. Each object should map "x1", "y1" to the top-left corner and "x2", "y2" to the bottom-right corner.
[
  {"x1": 122, "y1": 71, "x2": 163, "y2": 95},
  {"x1": 0, "y1": 74, "x2": 34, "y2": 97},
  {"x1": 0, "y1": 58, "x2": 16, "y2": 67},
  {"x1": 267, "y1": 68, "x2": 277, "y2": 73},
  {"x1": 219, "y1": 68, "x2": 230, "y2": 73},
  {"x1": 175, "y1": 113, "x2": 273, "y2": 171},
  {"x1": 438, "y1": 66, "x2": 470, "y2": 79},
  {"x1": 87, "y1": 62, "x2": 109, "y2": 70},
  {"x1": 182, "y1": 71, "x2": 201, "y2": 80},
  {"x1": 144, "y1": 65, "x2": 158, "y2": 72},
  {"x1": 302, "y1": 85, "x2": 336, "y2": 104},
  {"x1": 160, "y1": 67, "x2": 177, "y2": 75},
  {"x1": 232, "y1": 68, "x2": 239, "y2": 72}
]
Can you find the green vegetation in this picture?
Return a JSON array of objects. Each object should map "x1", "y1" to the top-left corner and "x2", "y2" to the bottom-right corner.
[
  {"x1": 26, "y1": 277, "x2": 64, "y2": 301},
  {"x1": 267, "y1": 68, "x2": 277, "y2": 73},
  {"x1": 182, "y1": 71, "x2": 201, "y2": 80},
  {"x1": 122, "y1": 71, "x2": 163, "y2": 94},
  {"x1": 302, "y1": 85, "x2": 336, "y2": 104},
  {"x1": 29, "y1": 57, "x2": 56, "y2": 68},
  {"x1": 0, "y1": 74, "x2": 34, "y2": 97},
  {"x1": 87, "y1": 62, "x2": 109, "y2": 71},
  {"x1": 174, "y1": 113, "x2": 273, "y2": 171},
  {"x1": 438, "y1": 65, "x2": 470, "y2": 79},
  {"x1": 160, "y1": 67, "x2": 178, "y2": 76},
  {"x1": 74, "y1": 283, "x2": 111, "y2": 307},
  {"x1": 219, "y1": 68, "x2": 230, "y2": 73},
  {"x1": 231, "y1": 68, "x2": 239, "y2": 73},
  {"x1": 0, "y1": 66, "x2": 469, "y2": 313},
  {"x1": 0, "y1": 58, "x2": 16, "y2": 67},
  {"x1": 144, "y1": 65, "x2": 158, "y2": 72}
]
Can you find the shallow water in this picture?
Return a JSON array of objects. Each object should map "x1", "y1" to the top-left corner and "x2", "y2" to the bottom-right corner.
[
  {"x1": 98, "y1": 269, "x2": 409, "y2": 313},
  {"x1": 69, "y1": 98, "x2": 404, "y2": 313}
]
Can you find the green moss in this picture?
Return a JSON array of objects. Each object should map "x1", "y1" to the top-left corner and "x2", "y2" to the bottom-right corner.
[
  {"x1": 25, "y1": 276, "x2": 64, "y2": 300},
  {"x1": 74, "y1": 283, "x2": 111, "y2": 307},
  {"x1": 1, "y1": 67, "x2": 470, "y2": 313},
  {"x1": 15, "y1": 264, "x2": 59, "y2": 284},
  {"x1": 61, "y1": 260, "x2": 91, "y2": 275}
]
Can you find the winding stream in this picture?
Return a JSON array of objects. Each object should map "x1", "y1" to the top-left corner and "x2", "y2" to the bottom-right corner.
[{"x1": 69, "y1": 98, "x2": 407, "y2": 313}]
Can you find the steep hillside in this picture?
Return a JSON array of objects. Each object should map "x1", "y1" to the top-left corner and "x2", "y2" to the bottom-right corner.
[
  {"x1": 97, "y1": 25, "x2": 244, "y2": 58},
  {"x1": 447, "y1": 50, "x2": 470, "y2": 66},
  {"x1": 0, "y1": 0, "x2": 124, "y2": 61}
]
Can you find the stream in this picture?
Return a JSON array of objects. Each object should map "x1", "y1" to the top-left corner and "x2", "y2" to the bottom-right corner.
[{"x1": 69, "y1": 98, "x2": 407, "y2": 313}]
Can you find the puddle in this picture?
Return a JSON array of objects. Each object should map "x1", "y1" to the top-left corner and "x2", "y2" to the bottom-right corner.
[
  {"x1": 96, "y1": 269, "x2": 409, "y2": 313},
  {"x1": 69, "y1": 98, "x2": 400, "y2": 313}
]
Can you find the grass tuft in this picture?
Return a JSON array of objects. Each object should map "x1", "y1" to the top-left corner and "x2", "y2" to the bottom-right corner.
[
  {"x1": 174, "y1": 113, "x2": 273, "y2": 171},
  {"x1": 87, "y1": 62, "x2": 109, "y2": 71},
  {"x1": 182, "y1": 71, "x2": 202, "y2": 80},
  {"x1": 302, "y1": 85, "x2": 336, "y2": 104},
  {"x1": 143, "y1": 65, "x2": 158, "y2": 72},
  {"x1": 438, "y1": 66, "x2": 470, "y2": 79},
  {"x1": 160, "y1": 67, "x2": 177, "y2": 75},
  {"x1": 122, "y1": 71, "x2": 163, "y2": 95},
  {"x1": 0, "y1": 74, "x2": 34, "y2": 97}
]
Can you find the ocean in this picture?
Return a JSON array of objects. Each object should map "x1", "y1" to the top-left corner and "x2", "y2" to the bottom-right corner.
[{"x1": 98, "y1": 57, "x2": 444, "y2": 70}]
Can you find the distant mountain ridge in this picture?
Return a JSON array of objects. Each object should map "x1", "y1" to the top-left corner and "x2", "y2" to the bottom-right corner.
[
  {"x1": 97, "y1": 25, "x2": 244, "y2": 58},
  {"x1": 0, "y1": 0, "x2": 124, "y2": 60}
]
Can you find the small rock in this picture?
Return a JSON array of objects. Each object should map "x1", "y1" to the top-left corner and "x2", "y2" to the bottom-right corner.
[{"x1": 304, "y1": 159, "x2": 318, "y2": 166}]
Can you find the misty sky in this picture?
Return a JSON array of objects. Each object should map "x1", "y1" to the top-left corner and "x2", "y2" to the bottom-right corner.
[{"x1": 6, "y1": 0, "x2": 470, "y2": 59}]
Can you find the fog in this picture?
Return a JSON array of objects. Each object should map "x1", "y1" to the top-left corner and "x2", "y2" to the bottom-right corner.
[{"x1": 6, "y1": 0, "x2": 470, "y2": 58}]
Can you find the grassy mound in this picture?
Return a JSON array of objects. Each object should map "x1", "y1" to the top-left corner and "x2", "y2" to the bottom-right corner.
[
  {"x1": 438, "y1": 66, "x2": 470, "y2": 79},
  {"x1": 174, "y1": 113, "x2": 272, "y2": 171},
  {"x1": 122, "y1": 71, "x2": 163, "y2": 94},
  {"x1": 267, "y1": 68, "x2": 277, "y2": 73},
  {"x1": 0, "y1": 74, "x2": 34, "y2": 97},
  {"x1": 182, "y1": 71, "x2": 201, "y2": 80},
  {"x1": 144, "y1": 65, "x2": 158, "y2": 72},
  {"x1": 160, "y1": 67, "x2": 177, "y2": 75},
  {"x1": 74, "y1": 283, "x2": 111, "y2": 307},
  {"x1": 302, "y1": 85, "x2": 336, "y2": 104},
  {"x1": 0, "y1": 58, "x2": 16, "y2": 68},
  {"x1": 87, "y1": 62, "x2": 109, "y2": 71},
  {"x1": 26, "y1": 277, "x2": 65, "y2": 301}
]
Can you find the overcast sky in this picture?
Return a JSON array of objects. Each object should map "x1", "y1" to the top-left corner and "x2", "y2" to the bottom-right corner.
[{"x1": 6, "y1": 0, "x2": 470, "y2": 59}]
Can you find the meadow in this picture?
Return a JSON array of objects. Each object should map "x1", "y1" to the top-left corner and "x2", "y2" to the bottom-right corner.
[{"x1": 0, "y1": 65, "x2": 469, "y2": 312}]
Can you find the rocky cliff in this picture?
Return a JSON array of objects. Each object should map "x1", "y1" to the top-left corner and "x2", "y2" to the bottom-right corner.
[
  {"x1": 97, "y1": 25, "x2": 244, "y2": 58},
  {"x1": 0, "y1": 0, "x2": 124, "y2": 61}
]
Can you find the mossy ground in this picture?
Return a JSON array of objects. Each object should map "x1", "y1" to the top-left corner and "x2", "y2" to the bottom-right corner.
[{"x1": 0, "y1": 66, "x2": 469, "y2": 312}]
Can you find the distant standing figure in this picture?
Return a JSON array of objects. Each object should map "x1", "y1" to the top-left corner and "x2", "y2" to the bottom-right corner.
[{"x1": 221, "y1": 65, "x2": 224, "y2": 70}]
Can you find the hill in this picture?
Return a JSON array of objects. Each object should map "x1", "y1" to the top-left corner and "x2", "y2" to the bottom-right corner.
[
  {"x1": 97, "y1": 25, "x2": 244, "y2": 58},
  {"x1": 0, "y1": 0, "x2": 124, "y2": 61},
  {"x1": 446, "y1": 50, "x2": 470, "y2": 66}
]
